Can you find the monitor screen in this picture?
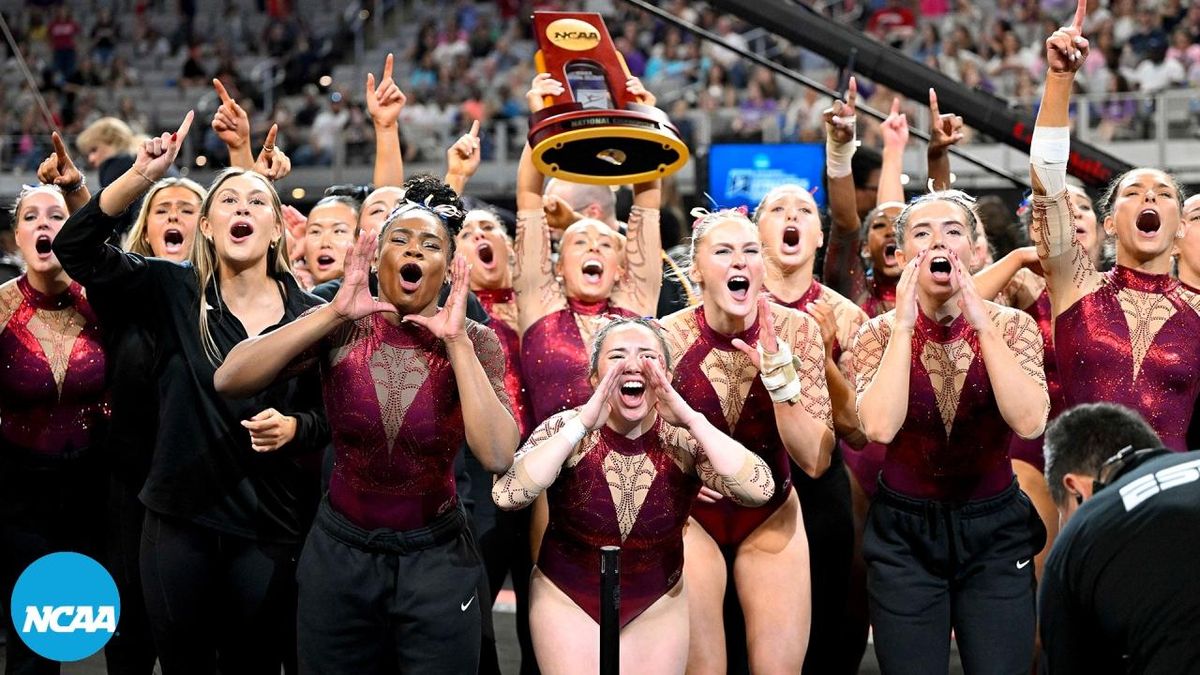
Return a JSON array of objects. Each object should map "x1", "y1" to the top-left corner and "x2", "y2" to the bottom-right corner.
[{"x1": 706, "y1": 143, "x2": 827, "y2": 210}]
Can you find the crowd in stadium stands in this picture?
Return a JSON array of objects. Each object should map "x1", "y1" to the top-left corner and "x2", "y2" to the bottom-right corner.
[{"x1": 0, "y1": 0, "x2": 1198, "y2": 169}]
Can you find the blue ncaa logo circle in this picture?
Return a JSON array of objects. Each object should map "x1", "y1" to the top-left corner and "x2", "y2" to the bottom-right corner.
[{"x1": 9, "y1": 552, "x2": 121, "y2": 662}]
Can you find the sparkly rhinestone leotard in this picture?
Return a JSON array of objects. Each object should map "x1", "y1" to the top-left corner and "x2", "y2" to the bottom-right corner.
[
  {"x1": 1033, "y1": 191, "x2": 1200, "y2": 451},
  {"x1": 318, "y1": 314, "x2": 510, "y2": 530},
  {"x1": 661, "y1": 303, "x2": 831, "y2": 545},
  {"x1": 851, "y1": 305, "x2": 1047, "y2": 501},
  {"x1": 493, "y1": 411, "x2": 773, "y2": 626}
]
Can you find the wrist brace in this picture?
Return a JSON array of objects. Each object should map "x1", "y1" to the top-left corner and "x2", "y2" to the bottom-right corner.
[
  {"x1": 758, "y1": 340, "x2": 803, "y2": 404},
  {"x1": 825, "y1": 116, "x2": 858, "y2": 178},
  {"x1": 560, "y1": 415, "x2": 588, "y2": 447},
  {"x1": 1030, "y1": 126, "x2": 1070, "y2": 196}
]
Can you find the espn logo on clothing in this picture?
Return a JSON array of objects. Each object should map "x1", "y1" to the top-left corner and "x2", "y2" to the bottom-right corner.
[
  {"x1": 9, "y1": 552, "x2": 121, "y2": 662},
  {"x1": 1118, "y1": 458, "x2": 1200, "y2": 511}
]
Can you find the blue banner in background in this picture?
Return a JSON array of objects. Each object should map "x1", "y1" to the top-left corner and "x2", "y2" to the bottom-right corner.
[{"x1": 707, "y1": 143, "x2": 828, "y2": 211}]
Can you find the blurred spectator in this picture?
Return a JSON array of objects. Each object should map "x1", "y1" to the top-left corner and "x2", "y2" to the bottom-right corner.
[
  {"x1": 867, "y1": 0, "x2": 917, "y2": 47},
  {"x1": 1167, "y1": 28, "x2": 1200, "y2": 72},
  {"x1": 708, "y1": 16, "x2": 748, "y2": 77},
  {"x1": 48, "y1": 6, "x2": 80, "y2": 80},
  {"x1": 731, "y1": 81, "x2": 778, "y2": 140},
  {"x1": 1094, "y1": 73, "x2": 1138, "y2": 142},
  {"x1": 987, "y1": 31, "x2": 1036, "y2": 98},
  {"x1": 181, "y1": 43, "x2": 207, "y2": 88},
  {"x1": 91, "y1": 9, "x2": 118, "y2": 68},
  {"x1": 293, "y1": 94, "x2": 349, "y2": 166},
  {"x1": 0, "y1": 226, "x2": 24, "y2": 285},
  {"x1": 294, "y1": 85, "x2": 323, "y2": 127},
  {"x1": 108, "y1": 56, "x2": 140, "y2": 88},
  {"x1": 1129, "y1": 7, "x2": 1169, "y2": 62},
  {"x1": 118, "y1": 97, "x2": 150, "y2": 136},
  {"x1": 1126, "y1": 46, "x2": 1186, "y2": 95},
  {"x1": 76, "y1": 117, "x2": 140, "y2": 188}
]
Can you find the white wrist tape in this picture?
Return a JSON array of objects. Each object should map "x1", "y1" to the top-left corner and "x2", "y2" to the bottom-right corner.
[
  {"x1": 825, "y1": 116, "x2": 858, "y2": 178},
  {"x1": 560, "y1": 416, "x2": 588, "y2": 447},
  {"x1": 757, "y1": 340, "x2": 803, "y2": 404},
  {"x1": 1030, "y1": 126, "x2": 1070, "y2": 196}
]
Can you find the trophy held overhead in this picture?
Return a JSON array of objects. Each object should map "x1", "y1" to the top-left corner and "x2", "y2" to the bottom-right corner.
[{"x1": 529, "y1": 11, "x2": 690, "y2": 186}]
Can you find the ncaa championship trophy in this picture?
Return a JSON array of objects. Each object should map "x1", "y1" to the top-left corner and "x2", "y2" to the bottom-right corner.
[{"x1": 528, "y1": 11, "x2": 690, "y2": 185}]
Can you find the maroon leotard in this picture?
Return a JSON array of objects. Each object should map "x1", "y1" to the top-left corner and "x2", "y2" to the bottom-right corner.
[
  {"x1": 1032, "y1": 190, "x2": 1200, "y2": 452},
  {"x1": 528, "y1": 414, "x2": 699, "y2": 626},
  {"x1": 662, "y1": 303, "x2": 831, "y2": 545},
  {"x1": 493, "y1": 410, "x2": 774, "y2": 626},
  {"x1": 521, "y1": 298, "x2": 637, "y2": 422},
  {"x1": 852, "y1": 305, "x2": 1047, "y2": 501},
  {"x1": 474, "y1": 287, "x2": 534, "y2": 439},
  {"x1": 1054, "y1": 266, "x2": 1200, "y2": 451},
  {"x1": 0, "y1": 276, "x2": 108, "y2": 457},
  {"x1": 317, "y1": 313, "x2": 510, "y2": 531}
]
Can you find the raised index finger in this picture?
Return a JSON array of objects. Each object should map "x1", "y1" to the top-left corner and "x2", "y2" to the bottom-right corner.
[
  {"x1": 175, "y1": 110, "x2": 194, "y2": 143},
  {"x1": 213, "y1": 78, "x2": 233, "y2": 106},
  {"x1": 845, "y1": 76, "x2": 857, "y2": 109},
  {"x1": 1072, "y1": 0, "x2": 1087, "y2": 32},
  {"x1": 51, "y1": 131, "x2": 68, "y2": 161},
  {"x1": 383, "y1": 53, "x2": 394, "y2": 82},
  {"x1": 928, "y1": 88, "x2": 940, "y2": 118},
  {"x1": 262, "y1": 124, "x2": 278, "y2": 153},
  {"x1": 468, "y1": 119, "x2": 480, "y2": 139}
]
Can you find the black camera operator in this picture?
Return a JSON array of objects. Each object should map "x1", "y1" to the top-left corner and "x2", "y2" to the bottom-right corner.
[{"x1": 1040, "y1": 402, "x2": 1200, "y2": 674}]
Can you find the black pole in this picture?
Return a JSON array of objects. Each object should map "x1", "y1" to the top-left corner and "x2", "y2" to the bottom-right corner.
[
  {"x1": 600, "y1": 546, "x2": 621, "y2": 675},
  {"x1": 619, "y1": 0, "x2": 1031, "y2": 188}
]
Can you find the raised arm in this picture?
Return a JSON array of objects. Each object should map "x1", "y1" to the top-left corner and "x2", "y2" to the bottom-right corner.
[
  {"x1": 953, "y1": 257, "x2": 1049, "y2": 439},
  {"x1": 878, "y1": 98, "x2": 908, "y2": 206},
  {"x1": 822, "y1": 79, "x2": 869, "y2": 300},
  {"x1": 444, "y1": 120, "x2": 481, "y2": 196},
  {"x1": 926, "y1": 88, "x2": 964, "y2": 191},
  {"x1": 404, "y1": 256, "x2": 518, "y2": 473},
  {"x1": 607, "y1": 79, "x2": 664, "y2": 316},
  {"x1": 733, "y1": 300, "x2": 835, "y2": 478},
  {"x1": 1031, "y1": 0, "x2": 1100, "y2": 317},
  {"x1": 214, "y1": 233, "x2": 393, "y2": 397},
  {"x1": 366, "y1": 54, "x2": 407, "y2": 188},
  {"x1": 37, "y1": 132, "x2": 90, "y2": 213},
  {"x1": 54, "y1": 112, "x2": 194, "y2": 291},
  {"x1": 855, "y1": 252, "x2": 922, "y2": 444},
  {"x1": 825, "y1": 77, "x2": 860, "y2": 235},
  {"x1": 513, "y1": 74, "x2": 567, "y2": 334}
]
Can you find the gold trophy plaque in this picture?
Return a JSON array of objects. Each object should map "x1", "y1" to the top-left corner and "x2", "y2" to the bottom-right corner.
[{"x1": 529, "y1": 11, "x2": 690, "y2": 185}]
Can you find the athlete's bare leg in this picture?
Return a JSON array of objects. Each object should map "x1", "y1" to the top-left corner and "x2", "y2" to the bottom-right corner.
[
  {"x1": 735, "y1": 489, "x2": 810, "y2": 675},
  {"x1": 529, "y1": 568, "x2": 689, "y2": 675},
  {"x1": 683, "y1": 518, "x2": 728, "y2": 675}
]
